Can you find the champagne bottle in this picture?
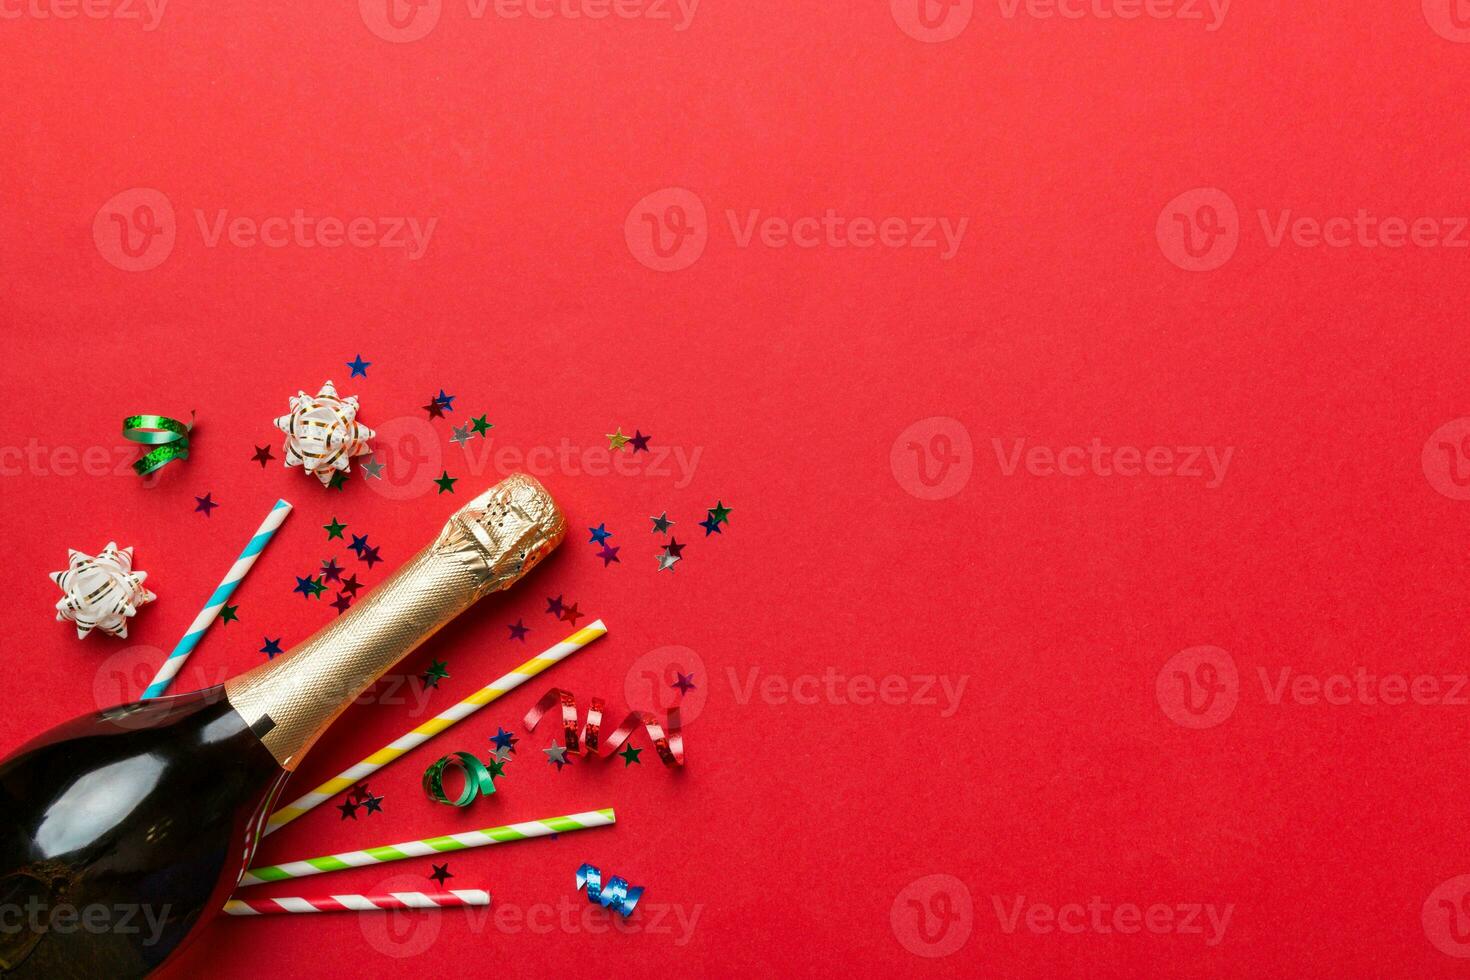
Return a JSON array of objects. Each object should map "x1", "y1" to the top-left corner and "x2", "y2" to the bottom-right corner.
[{"x1": 0, "y1": 474, "x2": 566, "y2": 979}]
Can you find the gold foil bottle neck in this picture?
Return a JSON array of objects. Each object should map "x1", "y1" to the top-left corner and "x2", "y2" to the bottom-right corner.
[{"x1": 225, "y1": 473, "x2": 566, "y2": 768}]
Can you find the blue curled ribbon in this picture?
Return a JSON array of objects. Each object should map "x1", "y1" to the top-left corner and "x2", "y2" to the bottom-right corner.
[{"x1": 576, "y1": 863, "x2": 643, "y2": 917}]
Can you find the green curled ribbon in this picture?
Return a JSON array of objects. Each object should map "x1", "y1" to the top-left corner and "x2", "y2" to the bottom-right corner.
[
  {"x1": 423, "y1": 751, "x2": 499, "y2": 807},
  {"x1": 123, "y1": 412, "x2": 194, "y2": 477}
]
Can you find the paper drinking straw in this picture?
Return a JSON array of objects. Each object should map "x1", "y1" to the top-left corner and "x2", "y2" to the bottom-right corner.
[
  {"x1": 240, "y1": 808, "x2": 616, "y2": 886},
  {"x1": 224, "y1": 890, "x2": 490, "y2": 915},
  {"x1": 144, "y1": 498, "x2": 292, "y2": 699},
  {"x1": 264, "y1": 620, "x2": 607, "y2": 834}
]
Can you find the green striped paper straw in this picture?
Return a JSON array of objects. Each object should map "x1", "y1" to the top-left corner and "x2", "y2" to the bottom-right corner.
[{"x1": 238, "y1": 808, "x2": 615, "y2": 886}]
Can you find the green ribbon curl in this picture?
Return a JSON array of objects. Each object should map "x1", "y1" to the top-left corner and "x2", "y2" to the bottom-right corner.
[
  {"x1": 123, "y1": 412, "x2": 194, "y2": 477},
  {"x1": 423, "y1": 752, "x2": 498, "y2": 807}
]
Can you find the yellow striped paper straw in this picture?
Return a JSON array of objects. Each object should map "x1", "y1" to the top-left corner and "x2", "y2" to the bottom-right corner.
[{"x1": 264, "y1": 620, "x2": 607, "y2": 835}]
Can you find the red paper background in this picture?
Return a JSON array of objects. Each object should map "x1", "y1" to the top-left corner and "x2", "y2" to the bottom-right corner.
[{"x1": 4, "y1": 1, "x2": 1470, "y2": 976}]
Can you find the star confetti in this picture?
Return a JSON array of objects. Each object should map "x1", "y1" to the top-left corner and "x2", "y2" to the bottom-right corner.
[
  {"x1": 260, "y1": 637, "x2": 283, "y2": 659},
  {"x1": 546, "y1": 595, "x2": 565, "y2": 617},
  {"x1": 596, "y1": 545, "x2": 620, "y2": 566},
  {"x1": 485, "y1": 757, "x2": 507, "y2": 779},
  {"x1": 362, "y1": 793, "x2": 384, "y2": 815},
  {"x1": 434, "y1": 389, "x2": 456, "y2": 412},
  {"x1": 508, "y1": 619, "x2": 529, "y2": 642},
  {"x1": 470, "y1": 414, "x2": 492, "y2": 436},
  {"x1": 606, "y1": 427, "x2": 631, "y2": 451},
  {"x1": 340, "y1": 574, "x2": 363, "y2": 597},
  {"x1": 672, "y1": 672, "x2": 696, "y2": 696},
  {"x1": 629, "y1": 430, "x2": 651, "y2": 453},
  {"x1": 430, "y1": 863, "x2": 453, "y2": 886},
  {"x1": 50, "y1": 543, "x2": 156, "y2": 639},
  {"x1": 195, "y1": 493, "x2": 218, "y2": 517},
  {"x1": 350, "y1": 784, "x2": 372, "y2": 803},
  {"x1": 491, "y1": 745, "x2": 513, "y2": 762},
  {"x1": 346, "y1": 354, "x2": 371, "y2": 378},
  {"x1": 559, "y1": 602, "x2": 584, "y2": 627},
  {"x1": 324, "y1": 517, "x2": 347, "y2": 540},
  {"x1": 665, "y1": 538, "x2": 685, "y2": 558},
  {"x1": 434, "y1": 471, "x2": 458, "y2": 494},
  {"x1": 422, "y1": 660, "x2": 450, "y2": 689},
  {"x1": 708, "y1": 501, "x2": 732, "y2": 526},
  {"x1": 491, "y1": 727, "x2": 518, "y2": 754},
  {"x1": 423, "y1": 399, "x2": 445, "y2": 420},
  {"x1": 331, "y1": 592, "x2": 352, "y2": 615},
  {"x1": 327, "y1": 471, "x2": 348, "y2": 491},
  {"x1": 361, "y1": 456, "x2": 384, "y2": 479},
  {"x1": 450, "y1": 424, "x2": 472, "y2": 447},
  {"x1": 294, "y1": 575, "x2": 326, "y2": 599},
  {"x1": 349, "y1": 533, "x2": 370, "y2": 555},
  {"x1": 589, "y1": 523, "x2": 613, "y2": 545},
  {"x1": 251, "y1": 445, "x2": 275, "y2": 467},
  {"x1": 274, "y1": 380, "x2": 375, "y2": 486},
  {"x1": 338, "y1": 799, "x2": 360, "y2": 821},
  {"x1": 619, "y1": 745, "x2": 643, "y2": 766},
  {"x1": 320, "y1": 557, "x2": 344, "y2": 583},
  {"x1": 657, "y1": 550, "x2": 680, "y2": 572},
  {"x1": 650, "y1": 512, "x2": 674, "y2": 534},
  {"x1": 699, "y1": 516, "x2": 721, "y2": 536},
  {"x1": 543, "y1": 741, "x2": 572, "y2": 770},
  {"x1": 360, "y1": 546, "x2": 382, "y2": 569},
  {"x1": 219, "y1": 603, "x2": 239, "y2": 624}
]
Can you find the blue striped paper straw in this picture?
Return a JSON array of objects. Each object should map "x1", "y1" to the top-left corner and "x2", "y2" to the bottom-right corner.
[{"x1": 144, "y1": 498, "x2": 292, "y2": 699}]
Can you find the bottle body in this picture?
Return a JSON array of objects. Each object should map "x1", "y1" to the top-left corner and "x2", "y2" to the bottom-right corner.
[{"x1": 0, "y1": 689, "x2": 285, "y2": 979}]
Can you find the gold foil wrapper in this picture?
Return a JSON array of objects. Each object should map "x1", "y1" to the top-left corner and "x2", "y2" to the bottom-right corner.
[{"x1": 225, "y1": 473, "x2": 566, "y2": 768}]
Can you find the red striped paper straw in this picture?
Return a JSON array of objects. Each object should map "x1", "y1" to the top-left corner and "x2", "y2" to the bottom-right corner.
[{"x1": 223, "y1": 889, "x2": 490, "y2": 915}]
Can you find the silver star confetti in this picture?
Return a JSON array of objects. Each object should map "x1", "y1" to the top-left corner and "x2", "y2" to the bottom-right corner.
[
  {"x1": 360, "y1": 456, "x2": 384, "y2": 479},
  {"x1": 657, "y1": 550, "x2": 680, "y2": 572},
  {"x1": 450, "y1": 424, "x2": 472, "y2": 447}
]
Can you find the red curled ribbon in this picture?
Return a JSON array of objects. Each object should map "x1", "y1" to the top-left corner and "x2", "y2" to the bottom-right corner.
[{"x1": 524, "y1": 688, "x2": 684, "y2": 767}]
